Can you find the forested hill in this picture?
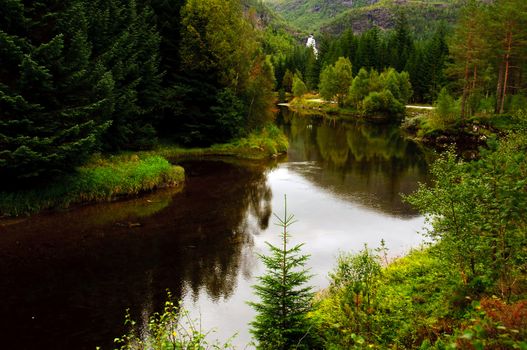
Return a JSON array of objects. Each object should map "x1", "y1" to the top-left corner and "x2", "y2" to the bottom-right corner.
[
  {"x1": 263, "y1": 0, "x2": 462, "y2": 35},
  {"x1": 0, "y1": 0, "x2": 277, "y2": 187}
]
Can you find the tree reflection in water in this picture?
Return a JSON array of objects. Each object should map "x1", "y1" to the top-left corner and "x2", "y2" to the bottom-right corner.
[
  {"x1": 279, "y1": 107, "x2": 429, "y2": 217},
  {"x1": 0, "y1": 160, "x2": 275, "y2": 350}
]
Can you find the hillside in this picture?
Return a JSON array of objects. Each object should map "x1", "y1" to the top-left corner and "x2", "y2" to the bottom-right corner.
[{"x1": 263, "y1": 0, "x2": 461, "y2": 35}]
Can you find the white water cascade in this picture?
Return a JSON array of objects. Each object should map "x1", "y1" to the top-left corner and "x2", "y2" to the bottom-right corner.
[{"x1": 306, "y1": 34, "x2": 318, "y2": 58}]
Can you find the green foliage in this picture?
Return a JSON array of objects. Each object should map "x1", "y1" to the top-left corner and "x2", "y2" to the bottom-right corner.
[
  {"x1": 114, "y1": 292, "x2": 234, "y2": 349},
  {"x1": 363, "y1": 89, "x2": 405, "y2": 117},
  {"x1": 319, "y1": 64, "x2": 338, "y2": 102},
  {"x1": 433, "y1": 87, "x2": 459, "y2": 127},
  {"x1": 249, "y1": 197, "x2": 316, "y2": 349},
  {"x1": 424, "y1": 298, "x2": 527, "y2": 350},
  {"x1": 345, "y1": 67, "x2": 411, "y2": 118},
  {"x1": 0, "y1": 155, "x2": 184, "y2": 217},
  {"x1": 348, "y1": 68, "x2": 370, "y2": 108},
  {"x1": 313, "y1": 246, "x2": 464, "y2": 349},
  {"x1": 0, "y1": 0, "x2": 113, "y2": 184},
  {"x1": 507, "y1": 94, "x2": 527, "y2": 113},
  {"x1": 154, "y1": 124, "x2": 288, "y2": 161},
  {"x1": 174, "y1": 0, "x2": 276, "y2": 145},
  {"x1": 245, "y1": 55, "x2": 277, "y2": 131},
  {"x1": 87, "y1": 0, "x2": 163, "y2": 151},
  {"x1": 292, "y1": 74, "x2": 307, "y2": 97},
  {"x1": 318, "y1": 57, "x2": 352, "y2": 107},
  {"x1": 405, "y1": 129, "x2": 527, "y2": 300},
  {"x1": 282, "y1": 69, "x2": 294, "y2": 93},
  {"x1": 211, "y1": 88, "x2": 245, "y2": 140},
  {"x1": 292, "y1": 74, "x2": 308, "y2": 98}
]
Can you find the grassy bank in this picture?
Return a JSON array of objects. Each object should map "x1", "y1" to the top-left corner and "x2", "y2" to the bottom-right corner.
[
  {"x1": 312, "y1": 246, "x2": 527, "y2": 349},
  {"x1": 151, "y1": 124, "x2": 289, "y2": 161},
  {"x1": 403, "y1": 109, "x2": 527, "y2": 156},
  {"x1": 0, "y1": 125, "x2": 288, "y2": 218},
  {"x1": 288, "y1": 95, "x2": 358, "y2": 117},
  {"x1": 0, "y1": 155, "x2": 184, "y2": 217}
]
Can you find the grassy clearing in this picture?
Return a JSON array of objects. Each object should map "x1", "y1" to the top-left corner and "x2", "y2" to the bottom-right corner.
[{"x1": 0, "y1": 155, "x2": 184, "y2": 217}]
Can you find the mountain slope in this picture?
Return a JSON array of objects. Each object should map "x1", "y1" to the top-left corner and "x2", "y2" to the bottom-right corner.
[
  {"x1": 263, "y1": 0, "x2": 375, "y2": 33},
  {"x1": 264, "y1": 0, "x2": 461, "y2": 34}
]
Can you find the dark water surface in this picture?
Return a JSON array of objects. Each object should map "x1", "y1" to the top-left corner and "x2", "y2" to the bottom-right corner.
[{"x1": 0, "y1": 111, "x2": 429, "y2": 349}]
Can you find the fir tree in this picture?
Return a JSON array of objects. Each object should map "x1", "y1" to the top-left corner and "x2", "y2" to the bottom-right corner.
[
  {"x1": 0, "y1": 0, "x2": 112, "y2": 186},
  {"x1": 249, "y1": 197, "x2": 315, "y2": 350},
  {"x1": 86, "y1": 0, "x2": 163, "y2": 150}
]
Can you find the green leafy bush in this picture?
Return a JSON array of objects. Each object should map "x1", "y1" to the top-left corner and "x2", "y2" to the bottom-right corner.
[{"x1": 362, "y1": 89, "x2": 405, "y2": 117}]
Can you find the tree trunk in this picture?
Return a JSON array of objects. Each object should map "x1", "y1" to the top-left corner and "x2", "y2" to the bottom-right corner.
[
  {"x1": 495, "y1": 63, "x2": 504, "y2": 114},
  {"x1": 472, "y1": 64, "x2": 478, "y2": 90},
  {"x1": 499, "y1": 30, "x2": 513, "y2": 114},
  {"x1": 460, "y1": 58, "x2": 470, "y2": 120}
]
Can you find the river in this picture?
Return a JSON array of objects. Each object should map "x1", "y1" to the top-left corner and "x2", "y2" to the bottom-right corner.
[{"x1": 0, "y1": 109, "x2": 429, "y2": 349}]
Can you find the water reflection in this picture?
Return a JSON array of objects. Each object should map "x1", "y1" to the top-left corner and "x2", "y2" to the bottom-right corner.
[
  {"x1": 280, "y1": 108, "x2": 429, "y2": 217},
  {"x1": 0, "y1": 110, "x2": 430, "y2": 349},
  {"x1": 0, "y1": 160, "x2": 274, "y2": 350}
]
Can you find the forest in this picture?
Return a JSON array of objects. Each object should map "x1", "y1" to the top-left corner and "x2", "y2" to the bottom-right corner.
[{"x1": 1, "y1": 0, "x2": 527, "y2": 349}]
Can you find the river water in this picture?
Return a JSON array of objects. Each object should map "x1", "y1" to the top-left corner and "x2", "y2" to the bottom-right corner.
[{"x1": 0, "y1": 109, "x2": 429, "y2": 349}]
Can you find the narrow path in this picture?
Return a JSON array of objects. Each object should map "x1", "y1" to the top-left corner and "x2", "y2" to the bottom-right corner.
[{"x1": 406, "y1": 105, "x2": 435, "y2": 110}]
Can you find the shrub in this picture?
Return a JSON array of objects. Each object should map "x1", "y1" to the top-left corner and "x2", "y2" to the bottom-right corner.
[{"x1": 362, "y1": 89, "x2": 405, "y2": 117}]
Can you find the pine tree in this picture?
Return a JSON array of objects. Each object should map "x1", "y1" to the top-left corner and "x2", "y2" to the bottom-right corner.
[
  {"x1": 448, "y1": 0, "x2": 487, "y2": 120},
  {"x1": 0, "y1": 0, "x2": 111, "y2": 186},
  {"x1": 393, "y1": 11, "x2": 414, "y2": 72},
  {"x1": 304, "y1": 51, "x2": 320, "y2": 91},
  {"x1": 424, "y1": 22, "x2": 449, "y2": 102},
  {"x1": 486, "y1": 0, "x2": 527, "y2": 114},
  {"x1": 86, "y1": 0, "x2": 163, "y2": 150},
  {"x1": 249, "y1": 197, "x2": 315, "y2": 350}
]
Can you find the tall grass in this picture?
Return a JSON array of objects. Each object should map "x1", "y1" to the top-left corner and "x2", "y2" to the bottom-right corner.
[{"x1": 0, "y1": 155, "x2": 184, "y2": 217}]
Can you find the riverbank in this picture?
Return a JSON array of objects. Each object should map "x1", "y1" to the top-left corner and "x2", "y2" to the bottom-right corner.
[
  {"x1": 401, "y1": 110, "x2": 523, "y2": 157},
  {"x1": 150, "y1": 124, "x2": 289, "y2": 161},
  {"x1": 312, "y1": 244, "x2": 527, "y2": 349},
  {"x1": 0, "y1": 155, "x2": 185, "y2": 217},
  {"x1": 287, "y1": 95, "x2": 416, "y2": 122},
  {"x1": 287, "y1": 95, "x2": 359, "y2": 117},
  {"x1": 0, "y1": 126, "x2": 288, "y2": 218}
]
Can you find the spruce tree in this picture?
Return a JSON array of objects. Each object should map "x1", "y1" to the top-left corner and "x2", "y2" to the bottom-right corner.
[
  {"x1": 0, "y1": 0, "x2": 112, "y2": 186},
  {"x1": 86, "y1": 0, "x2": 163, "y2": 150},
  {"x1": 249, "y1": 197, "x2": 315, "y2": 350}
]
